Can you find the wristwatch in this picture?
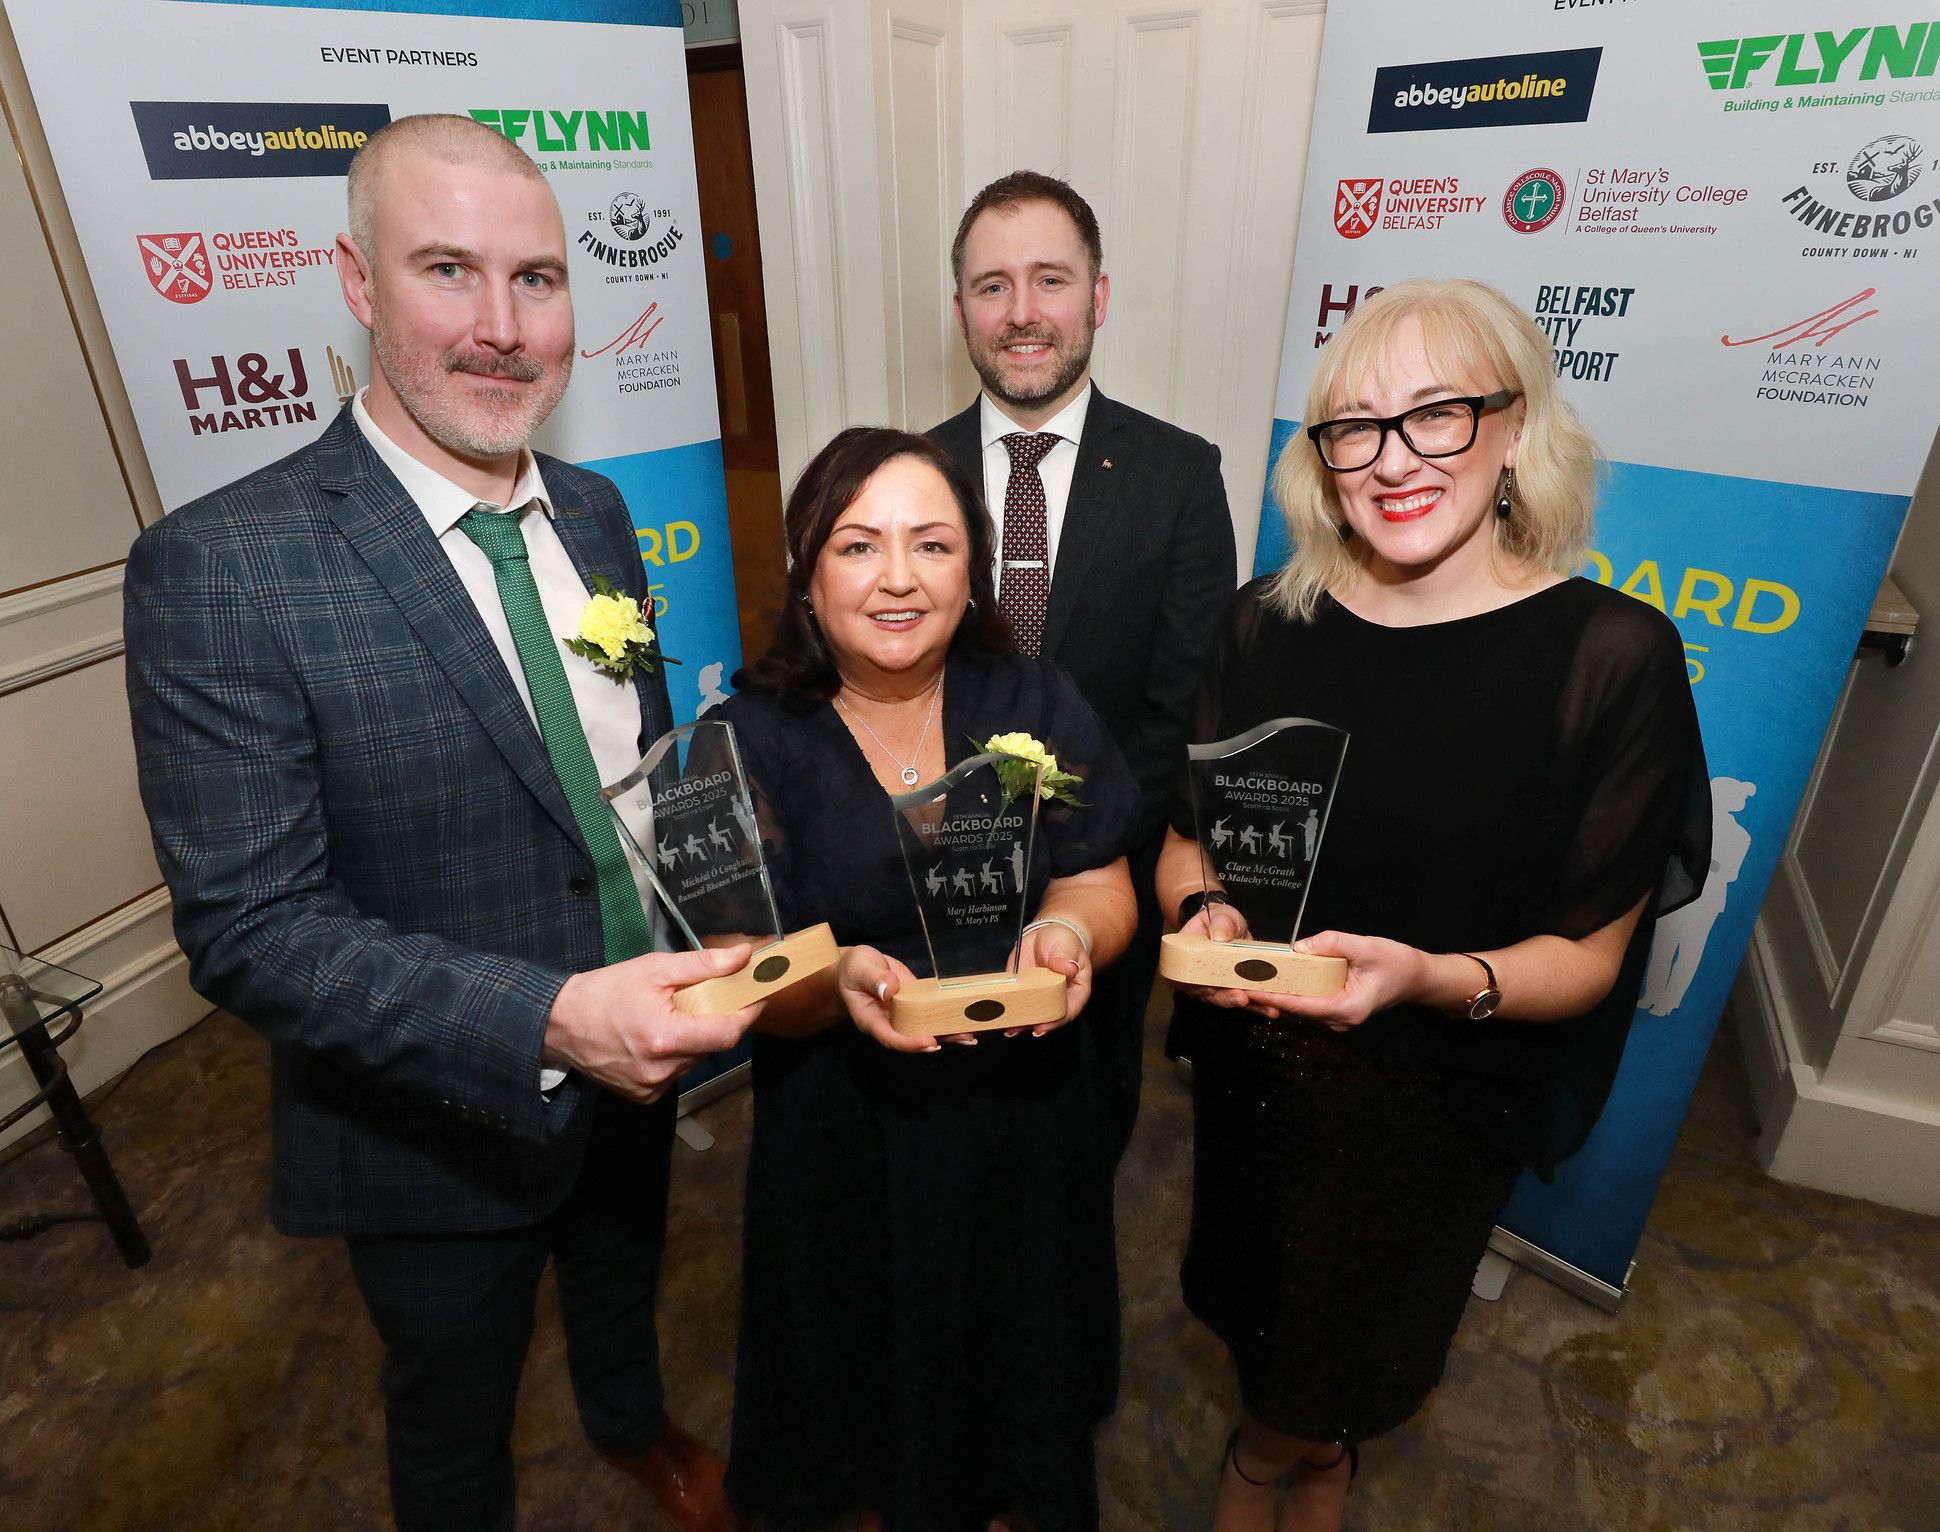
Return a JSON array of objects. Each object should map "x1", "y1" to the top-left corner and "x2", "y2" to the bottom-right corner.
[
  {"x1": 1455, "y1": 953, "x2": 1501, "y2": 1020},
  {"x1": 1175, "y1": 889, "x2": 1230, "y2": 927}
]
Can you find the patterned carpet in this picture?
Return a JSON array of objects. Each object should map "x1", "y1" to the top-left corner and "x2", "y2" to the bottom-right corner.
[{"x1": 4, "y1": 1002, "x2": 1936, "y2": 1531}]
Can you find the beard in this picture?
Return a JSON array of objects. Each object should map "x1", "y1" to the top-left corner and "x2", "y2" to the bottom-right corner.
[
  {"x1": 371, "y1": 308, "x2": 572, "y2": 460},
  {"x1": 966, "y1": 313, "x2": 1096, "y2": 414}
]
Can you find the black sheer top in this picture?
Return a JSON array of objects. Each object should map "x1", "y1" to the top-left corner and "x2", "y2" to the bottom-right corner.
[{"x1": 1170, "y1": 577, "x2": 1710, "y2": 1171}]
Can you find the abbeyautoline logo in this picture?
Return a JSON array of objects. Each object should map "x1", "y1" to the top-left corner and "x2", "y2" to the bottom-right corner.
[
  {"x1": 1698, "y1": 24, "x2": 1940, "y2": 91},
  {"x1": 469, "y1": 109, "x2": 650, "y2": 154}
]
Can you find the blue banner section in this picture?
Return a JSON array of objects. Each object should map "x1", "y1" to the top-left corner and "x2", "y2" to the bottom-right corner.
[
  {"x1": 581, "y1": 438, "x2": 744, "y2": 728},
  {"x1": 176, "y1": 0, "x2": 682, "y2": 22},
  {"x1": 1253, "y1": 448, "x2": 1906, "y2": 1285}
]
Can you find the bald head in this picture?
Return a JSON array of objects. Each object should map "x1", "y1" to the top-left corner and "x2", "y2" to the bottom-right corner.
[{"x1": 346, "y1": 113, "x2": 550, "y2": 270}]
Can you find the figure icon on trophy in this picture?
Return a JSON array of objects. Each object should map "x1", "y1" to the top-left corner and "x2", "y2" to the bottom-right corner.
[
  {"x1": 1009, "y1": 840, "x2": 1026, "y2": 893},
  {"x1": 952, "y1": 866, "x2": 974, "y2": 897},
  {"x1": 683, "y1": 829, "x2": 707, "y2": 862},
  {"x1": 1237, "y1": 823, "x2": 1262, "y2": 856},
  {"x1": 707, "y1": 817, "x2": 733, "y2": 854},
  {"x1": 1302, "y1": 807, "x2": 1320, "y2": 861},
  {"x1": 655, "y1": 841, "x2": 681, "y2": 873},
  {"x1": 980, "y1": 860, "x2": 1002, "y2": 895},
  {"x1": 1267, "y1": 821, "x2": 1291, "y2": 859},
  {"x1": 1641, "y1": 777, "x2": 1756, "y2": 1017},
  {"x1": 925, "y1": 865, "x2": 947, "y2": 898},
  {"x1": 1210, "y1": 816, "x2": 1234, "y2": 851},
  {"x1": 696, "y1": 660, "x2": 732, "y2": 716}
]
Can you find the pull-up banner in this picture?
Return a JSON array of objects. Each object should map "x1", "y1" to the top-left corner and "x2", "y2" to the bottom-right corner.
[
  {"x1": 1258, "y1": 3, "x2": 1939, "y2": 1298},
  {"x1": 8, "y1": 0, "x2": 742, "y2": 727}
]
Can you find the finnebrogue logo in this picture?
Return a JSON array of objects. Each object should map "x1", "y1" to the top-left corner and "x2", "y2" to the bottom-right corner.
[
  {"x1": 1779, "y1": 135, "x2": 1939, "y2": 257},
  {"x1": 1368, "y1": 48, "x2": 1601, "y2": 133},
  {"x1": 580, "y1": 195, "x2": 685, "y2": 284},
  {"x1": 131, "y1": 101, "x2": 390, "y2": 180}
]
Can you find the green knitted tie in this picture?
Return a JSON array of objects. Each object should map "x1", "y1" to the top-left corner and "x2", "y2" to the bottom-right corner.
[{"x1": 459, "y1": 505, "x2": 653, "y2": 964}]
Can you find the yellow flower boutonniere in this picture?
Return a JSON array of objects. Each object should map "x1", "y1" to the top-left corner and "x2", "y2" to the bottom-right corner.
[
  {"x1": 566, "y1": 574, "x2": 679, "y2": 682},
  {"x1": 982, "y1": 731, "x2": 1085, "y2": 813}
]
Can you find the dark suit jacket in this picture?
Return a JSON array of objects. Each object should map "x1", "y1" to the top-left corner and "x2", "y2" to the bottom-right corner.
[
  {"x1": 930, "y1": 387, "x2": 1236, "y2": 844},
  {"x1": 124, "y1": 404, "x2": 674, "y2": 1238}
]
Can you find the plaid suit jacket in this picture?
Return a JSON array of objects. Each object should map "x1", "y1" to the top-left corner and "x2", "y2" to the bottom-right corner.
[{"x1": 124, "y1": 404, "x2": 674, "y2": 1237}]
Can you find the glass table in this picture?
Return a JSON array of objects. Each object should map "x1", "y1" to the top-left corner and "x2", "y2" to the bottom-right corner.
[{"x1": 1, "y1": 943, "x2": 151, "y2": 1267}]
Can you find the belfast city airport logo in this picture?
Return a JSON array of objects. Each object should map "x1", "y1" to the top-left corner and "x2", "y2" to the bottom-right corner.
[
  {"x1": 130, "y1": 101, "x2": 390, "y2": 180},
  {"x1": 579, "y1": 193, "x2": 686, "y2": 280},
  {"x1": 1700, "y1": 24, "x2": 1940, "y2": 110},
  {"x1": 1779, "y1": 133, "x2": 1938, "y2": 258},
  {"x1": 140, "y1": 232, "x2": 210, "y2": 304},
  {"x1": 1367, "y1": 47, "x2": 1600, "y2": 134},
  {"x1": 470, "y1": 108, "x2": 650, "y2": 154},
  {"x1": 1333, "y1": 176, "x2": 1486, "y2": 237},
  {"x1": 1503, "y1": 169, "x2": 1567, "y2": 232}
]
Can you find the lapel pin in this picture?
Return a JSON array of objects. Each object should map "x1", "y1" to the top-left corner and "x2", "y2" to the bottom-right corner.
[{"x1": 1102, "y1": 458, "x2": 1114, "y2": 469}]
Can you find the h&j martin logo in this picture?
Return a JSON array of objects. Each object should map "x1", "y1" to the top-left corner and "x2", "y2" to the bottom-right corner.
[
  {"x1": 139, "y1": 232, "x2": 211, "y2": 304},
  {"x1": 1503, "y1": 169, "x2": 1567, "y2": 233}
]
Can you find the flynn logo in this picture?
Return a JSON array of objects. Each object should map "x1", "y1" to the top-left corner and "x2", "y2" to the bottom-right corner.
[
  {"x1": 469, "y1": 109, "x2": 650, "y2": 153},
  {"x1": 1698, "y1": 25, "x2": 1940, "y2": 90},
  {"x1": 1334, "y1": 179, "x2": 1383, "y2": 238},
  {"x1": 139, "y1": 232, "x2": 211, "y2": 304}
]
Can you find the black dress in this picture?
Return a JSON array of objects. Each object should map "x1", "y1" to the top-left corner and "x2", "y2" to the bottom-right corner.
[
  {"x1": 720, "y1": 650, "x2": 1141, "y2": 1532},
  {"x1": 1174, "y1": 578, "x2": 1709, "y2": 1444}
]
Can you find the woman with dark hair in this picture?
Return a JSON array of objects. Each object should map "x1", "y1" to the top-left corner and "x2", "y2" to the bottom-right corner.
[
  {"x1": 718, "y1": 427, "x2": 1142, "y2": 1531},
  {"x1": 1158, "y1": 279, "x2": 1710, "y2": 1531}
]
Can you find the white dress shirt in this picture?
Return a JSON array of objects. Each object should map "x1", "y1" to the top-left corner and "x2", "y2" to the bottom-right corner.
[
  {"x1": 978, "y1": 382, "x2": 1093, "y2": 595},
  {"x1": 352, "y1": 390, "x2": 648, "y2": 1091}
]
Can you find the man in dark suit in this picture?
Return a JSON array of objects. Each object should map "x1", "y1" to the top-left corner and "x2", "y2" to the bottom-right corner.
[
  {"x1": 125, "y1": 115, "x2": 751, "y2": 1532},
  {"x1": 929, "y1": 172, "x2": 1236, "y2": 1153}
]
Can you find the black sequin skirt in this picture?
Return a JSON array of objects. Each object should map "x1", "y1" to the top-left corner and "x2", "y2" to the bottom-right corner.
[{"x1": 1181, "y1": 1003, "x2": 1524, "y2": 1443}]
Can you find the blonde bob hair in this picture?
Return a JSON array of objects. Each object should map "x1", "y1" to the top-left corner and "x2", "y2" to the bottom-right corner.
[{"x1": 1266, "y1": 277, "x2": 1597, "y2": 622}]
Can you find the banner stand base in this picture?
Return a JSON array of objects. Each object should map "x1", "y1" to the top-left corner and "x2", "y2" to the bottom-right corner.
[{"x1": 1485, "y1": 1225, "x2": 1633, "y2": 1314}]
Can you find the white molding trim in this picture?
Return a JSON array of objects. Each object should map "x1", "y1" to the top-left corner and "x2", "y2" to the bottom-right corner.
[
  {"x1": 0, "y1": 564, "x2": 123, "y2": 627},
  {"x1": 1780, "y1": 668, "x2": 1849, "y2": 998},
  {"x1": 1843, "y1": 765, "x2": 1940, "y2": 1052},
  {"x1": 776, "y1": 14, "x2": 851, "y2": 444},
  {"x1": 0, "y1": 564, "x2": 126, "y2": 697}
]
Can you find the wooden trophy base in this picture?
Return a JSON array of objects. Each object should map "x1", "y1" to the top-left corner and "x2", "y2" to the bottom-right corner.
[
  {"x1": 891, "y1": 964, "x2": 1068, "y2": 1037},
  {"x1": 672, "y1": 923, "x2": 840, "y2": 1015},
  {"x1": 1158, "y1": 933, "x2": 1347, "y2": 995}
]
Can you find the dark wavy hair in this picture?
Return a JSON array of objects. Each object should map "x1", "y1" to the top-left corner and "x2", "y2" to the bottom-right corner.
[
  {"x1": 735, "y1": 427, "x2": 1012, "y2": 711},
  {"x1": 951, "y1": 170, "x2": 1103, "y2": 290}
]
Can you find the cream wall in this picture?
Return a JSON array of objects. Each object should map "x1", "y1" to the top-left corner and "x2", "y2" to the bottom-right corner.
[
  {"x1": 0, "y1": 15, "x2": 209, "y2": 1152},
  {"x1": 738, "y1": 0, "x2": 1327, "y2": 563}
]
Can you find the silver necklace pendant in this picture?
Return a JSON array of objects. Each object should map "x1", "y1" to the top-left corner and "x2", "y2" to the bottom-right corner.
[{"x1": 901, "y1": 766, "x2": 919, "y2": 786}]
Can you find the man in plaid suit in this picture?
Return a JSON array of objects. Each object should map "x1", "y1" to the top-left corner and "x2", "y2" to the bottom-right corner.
[{"x1": 125, "y1": 115, "x2": 751, "y2": 1532}]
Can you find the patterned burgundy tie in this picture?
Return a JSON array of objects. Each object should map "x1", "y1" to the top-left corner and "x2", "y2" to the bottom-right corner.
[{"x1": 998, "y1": 431, "x2": 1060, "y2": 656}]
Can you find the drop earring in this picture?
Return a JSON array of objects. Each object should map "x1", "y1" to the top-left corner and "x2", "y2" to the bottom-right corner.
[{"x1": 1495, "y1": 470, "x2": 1515, "y2": 520}]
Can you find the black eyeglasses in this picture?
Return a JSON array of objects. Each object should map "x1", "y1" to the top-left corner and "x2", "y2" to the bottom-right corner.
[{"x1": 1306, "y1": 389, "x2": 1520, "y2": 472}]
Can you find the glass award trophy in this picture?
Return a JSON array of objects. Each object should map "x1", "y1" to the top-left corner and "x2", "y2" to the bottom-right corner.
[
  {"x1": 1158, "y1": 717, "x2": 1350, "y2": 996},
  {"x1": 602, "y1": 719, "x2": 837, "y2": 1014},
  {"x1": 887, "y1": 751, "x2": 1067, "y2": 1036}
]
